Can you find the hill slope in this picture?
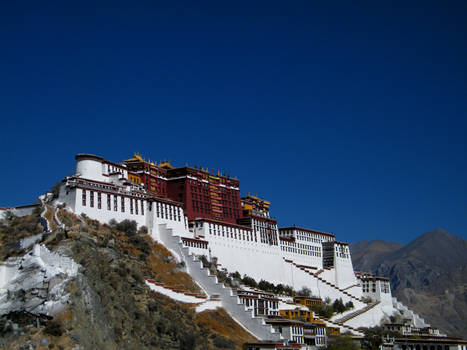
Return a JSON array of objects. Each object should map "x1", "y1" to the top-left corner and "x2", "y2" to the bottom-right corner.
[
  {"x1": 350, "y1": 229, "x2": 467, "y2": 338},
  {"x1": 0, "y1": 209, "x2": 255, "y2": 350}
]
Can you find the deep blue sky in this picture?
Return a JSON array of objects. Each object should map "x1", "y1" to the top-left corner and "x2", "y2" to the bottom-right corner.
[{"x1": 1, "y1": 1, "x2": 466, "y2": 243}]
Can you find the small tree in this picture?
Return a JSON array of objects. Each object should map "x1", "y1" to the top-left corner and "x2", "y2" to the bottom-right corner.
[
  {"x1": 138, "y1": 225, "x2": 148, "y2": 234},
  {"x1": 332, "y1": 298, "x2": 346, "y2": 314},
  {"x1": 297, "y1": 287, "x2": 312, "y2": 297},
  {"x1": 242, "y1": 275, "x2": 257, "y2": 288},
  {"x1": 283, "y1": 285, "x2": 294, "y2": 296},
  {"x1": 258, "y1": 280, "x2": 275, "y2": 292},
  {"x1": 230, "y1": 271, "x2": 241, "y2": 280},
  {"x1": 50, "y1": 182, "x2": 61, "y2": 199},
  {"x1": 115, "y1": 219, "x2": 137, "y2": 237},
  {"x1": 325, "y1": 335, "x2": 360, "y2": 350},
  {"x1": 275, "y1": 284, "x2": 285, "y2": 295}
]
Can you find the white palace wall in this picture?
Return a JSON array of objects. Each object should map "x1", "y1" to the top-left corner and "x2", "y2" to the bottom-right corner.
[
  {"x1": 58, "y1": 183, "x2": 187, "y2": 242},
  {"x1": 334, "y1": 255, "x2": 358, "y2": 289},
  {"x1": 192, "y1": 221, "x2": 288, "y2": 284},
  {"x1": 57, "y1": 154, "x2": 395, "y2": 312}
]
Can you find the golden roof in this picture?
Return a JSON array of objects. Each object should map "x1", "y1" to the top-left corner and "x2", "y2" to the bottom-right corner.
[{"x1": 159, "y1": 160, "x2": 174, "y2": 169}]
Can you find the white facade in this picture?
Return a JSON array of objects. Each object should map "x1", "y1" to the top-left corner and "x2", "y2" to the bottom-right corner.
[
  {"x1": 58, "y1": 154, "x2": 187, "y2": 242},
  {"x1": 356, "y1": 272, "x2": 393, "y2": 308},
  {"x1": 279, "y1": 227, "x2": 335, "y2": 270},
  {"x1": 322, "y1": 241, "x2": 358, "y2": 289},
  {"x1": 191, "y1": 218, "x2": 287, "y2": 284}
]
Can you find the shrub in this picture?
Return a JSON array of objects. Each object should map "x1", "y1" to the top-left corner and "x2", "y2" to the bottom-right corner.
[
  {"x1": 212, "y1": 334, "x2": 235, "y2": 349},
  {"x1": 258, "y1": 280, "x2": 275, "y2": 293},
  {"x1": 242, "y1": 275, "x2": 257, "y2": 288},
  {"x1": 332, "y1": 298, "x2": 346, "y2": 314},
  {"x1": 311, "y1": 304, "x2": 334, "y2": 319},
  {"x1": 199, "y1": 255, "x2": 209, "y2": 268},
  {"x1": 230, "y1": 271, "x2": 241, "y2": 280},
  {"x1": 50, "y1": 182, "x2": 61, "y2": 199},
  {"x1": 325, "y1": 334, "x2": 360, "y2": 350},
  {"x1": 116, "y1": 220, "x2": 137, "y2": 237},
  {"x1": 138, "y1": 225, "x2": 148, "y2": 234},
  {"x1": 297, "y1": 287, "x2": 312, "y2": 297}
]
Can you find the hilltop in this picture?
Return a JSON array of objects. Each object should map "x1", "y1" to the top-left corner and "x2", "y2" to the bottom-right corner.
[{"x1": 350, "y1": 229, "x2": 467, "y2": 338}]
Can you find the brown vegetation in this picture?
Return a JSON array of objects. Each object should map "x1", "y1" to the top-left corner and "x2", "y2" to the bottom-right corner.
[
  {"x1": 195, "y1": 309, "x2": 257, "y2": 349},
  {"x1": 0, "y1": 212, "x2": 42, "y2": 260}
]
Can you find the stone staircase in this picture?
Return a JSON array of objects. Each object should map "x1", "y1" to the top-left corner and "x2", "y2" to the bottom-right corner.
[
  {"x1": 159, "y1": 224, "x2": 283, "y2": 341},
  {"x1": 38, "y1": 196, "x2": 51, "y2": 233},
  {"x1": 392, "y1": 297, "x2": 429, "y2": 328},
  {"x1": 333, "y1": 301, "x2": 380, "y2": 324},
  {"x1": 283, "y1": 259, "x2": 364, "y2": 304},
  {"x1": 342, "y1": 283, "x2": 360, "y2": 291},
  {"x1": 321, "y1": 317, "x2": 364, "y2": 336}
]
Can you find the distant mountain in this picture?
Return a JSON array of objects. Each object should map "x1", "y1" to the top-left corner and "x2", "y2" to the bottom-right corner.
[
  {"x1": 350, "y1": 240, "x2": 402, "y2": 273},
  {"x1": 351, "y1": 229, "x2": 467, "y2": 338}
]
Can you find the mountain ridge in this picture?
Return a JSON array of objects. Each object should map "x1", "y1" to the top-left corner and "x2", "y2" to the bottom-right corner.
[{"x1": 350, "y1": 228, "x2": 467, "y2": 338}]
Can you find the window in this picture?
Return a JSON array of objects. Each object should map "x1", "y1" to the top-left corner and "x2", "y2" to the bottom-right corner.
[
  {"x1": 121, "y1": 197, "x2": 125, "y2": 212},
  {"x1": 135, "y1": 200, "x2": 139, "y2": 215},
  {"x1": 141, "y1": 200, "x2": 144, "y2": 215},
  {"x1": 97, "y1": 192, "x2": 101, "y2": 209},
  {"x1": 130, "y1": 198, "x2": 133, "y2": 214},
  {"x1": 107, "y1": 194, "x2": 111, "y2": 210},
  {"x1": 114, "y1": 196, "x2": 118, "y2": 211},
  {"x1": 82, "y1": 190, "x2": 86, "y2": 206}
]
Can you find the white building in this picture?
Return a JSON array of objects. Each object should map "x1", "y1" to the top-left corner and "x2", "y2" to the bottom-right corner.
[
  {"x1": 58, "y1": 154, "x2": 188, "y2": 242},
  {"x1": 52, "y1": 153, "x2": 423, "y2": 334}
]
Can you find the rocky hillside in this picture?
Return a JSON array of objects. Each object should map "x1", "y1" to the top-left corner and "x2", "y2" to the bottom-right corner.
[
  {"x1": 350, "y1": 229, "x2": 467, "y2": 338},
  {"x1": 0, "y1": 208, "x2": 256, "y2": 350}
]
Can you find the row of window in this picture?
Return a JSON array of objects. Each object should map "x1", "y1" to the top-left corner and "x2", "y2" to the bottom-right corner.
[
  {"x1": 242, "y1": 298, "x2": 279, "y2": 311},
  {"x1": 280, "y1": 245, "x2": 322, "y2": 257},
  {"x1": 361, "y1": 280, "x2": 390, "y2": 294},
  {"x1": 208, "y1": 223, "x2": 257, "y2": 242},
  {"x1": 280, "y1": 229, "x2": 334, "y2": 243},
  {"x1": 82, "y1": 190, "x2": 144, "y2": 215},
  {"x1": 259, "y1": 231, "x2": 279, "y2": 245},
  {"x1": 182, "y1": 239, "x2": 208, "y2": 249},
  {"x1": 155, "y1": 201, "x2": 182, "y2": 222},
  {"x1": 81, "y1": 189, "x2": 183, "y2": 223},
  {"x1": 104, "y1": 163, "x2": 125, "y2": 175},
  {"x1": 280, "y1": 240, "x2": 323, "y2": 257},
  {"x1": 254, "y1": 219, "x2": 278, "y2": 245}
]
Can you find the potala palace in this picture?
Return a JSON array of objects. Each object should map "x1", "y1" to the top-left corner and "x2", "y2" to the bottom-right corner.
[{"x1": 6, "y1": 153, "x2": 463, "y2": 350}]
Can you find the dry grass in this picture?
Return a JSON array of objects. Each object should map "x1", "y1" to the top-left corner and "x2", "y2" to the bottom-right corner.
[
  {"x1": 44, "y1": 205, "x2": 58, "y2": 231},
  {"x1": 144, "y1": 239, "x2": 201, "y2": 293},
  {"x1": 56, "y1": 210, "x2": 201, "y2": 294},
  {"x1": 0, "y1": 213, "x2": 42, "y2": 259},
  {"x1": 195, "y1": 308, "x2": 257, "y2": 349}
]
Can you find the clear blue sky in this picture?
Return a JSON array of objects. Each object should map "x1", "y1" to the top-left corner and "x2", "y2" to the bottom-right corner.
[{"x1": 1, "y1": 1, "x2": 466, "y2": 243}]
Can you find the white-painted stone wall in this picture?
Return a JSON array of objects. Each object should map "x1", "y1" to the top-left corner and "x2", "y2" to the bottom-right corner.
[
  {"x1": 344, "y1": 302, "x2": 390, "y2": 329},
  {"x1": 58, "y1": 182, "x2": 187, "y2": 242}
]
